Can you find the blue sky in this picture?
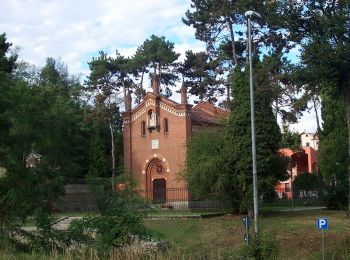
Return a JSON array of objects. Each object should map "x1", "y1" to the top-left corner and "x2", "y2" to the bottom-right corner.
[
  {"x1": 1, "y1": 0, "x2": 205, "y2": 75},
  {"x1": 0, "y1": 0, "x2": 318, "y2": 132}
]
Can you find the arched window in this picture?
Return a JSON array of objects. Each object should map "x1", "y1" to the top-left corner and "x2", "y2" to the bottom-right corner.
[
  {"x1": 141, "y1": 121, "x2": 146, "y2": 136},
  {"x1": 163, "y1": 118, "x2": 169, "y2": 134}
]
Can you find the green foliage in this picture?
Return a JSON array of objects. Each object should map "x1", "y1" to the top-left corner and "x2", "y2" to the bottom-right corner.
[
  {"x1": 0, "y1": 33, "x2": 17, "y2": 74},
  {"x1": 183, "y1": 1, "x2": 297, "y2": 108},
  {"x1": 85, "y1": 51, "x2": 129, "y2": 186},
  {"x1": 282, "y1": 0, "x2": 350, "y2": 211},
  {"x1": 0, "y1": 36, "x2": 90, "y2": 252},
  {"x1": 223, "y1": 68, "x2": 287, "y2": 212},
  {"x1": 319, "y1": 85, "x2": 348, "y2": 209},
  {"x1": 68, "y1": 179, "x2": 150, "y2": 252},
  {"x1": 240, "y1": 233, "x2": 278, "y2": 260},
  {"x1": 292, "y1": 172, "x2": 318, "y2": 193},
  {"x1": 133, "y1": 35, "x2": 180, "y2": 97},
  {"x1": 87, "y1": 121, "x2": 108, "y2": 177},
  {"x1": 280, "y1": 125, "x2": 301, "y2": 149},
  {"x1": 186, "y1": 67, "x2": 288, "y2": 213},
  {"x1": 186, "y1": 129, "x2": 226, "y2": 200},
  {"x1": 180, "y1": 50, "x2": 222, "y2": 103}
]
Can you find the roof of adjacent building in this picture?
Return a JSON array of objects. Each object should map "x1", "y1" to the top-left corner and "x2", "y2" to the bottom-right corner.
[{"x1": 191, "y1": 102, "x2": 228, "y2": 124}]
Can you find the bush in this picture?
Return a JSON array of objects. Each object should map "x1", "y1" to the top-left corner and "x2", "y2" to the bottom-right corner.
[
  {"x1": 240, "y1": 233, "x2": 278, "y2": 260},
  {"x1": 67, "y1": 179, "x2": 153, "y2": 252},
  {"x1": 325, "y1": 185, "x2": 348, "y2": 210}
]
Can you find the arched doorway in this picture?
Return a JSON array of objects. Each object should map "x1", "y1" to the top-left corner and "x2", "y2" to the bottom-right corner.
[{"x1": 145, "y1": 158, "x2": 166, "y2": 202}]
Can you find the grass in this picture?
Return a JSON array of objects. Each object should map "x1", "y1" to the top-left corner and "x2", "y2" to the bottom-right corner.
[
  {"x1": 6, "y1": 208, "x2": 350, "y2": 259},
  {"x1": 145, "y1": 209, "x2": 350, "y2": 259}
]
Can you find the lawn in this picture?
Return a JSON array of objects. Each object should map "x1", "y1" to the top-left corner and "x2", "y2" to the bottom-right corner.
[
  {"x1": 145, "y1": 209, "x2": 350, "y2": 259},
  {"x1": 4, "y1": 208, "x2": 350, "y2": 259}
]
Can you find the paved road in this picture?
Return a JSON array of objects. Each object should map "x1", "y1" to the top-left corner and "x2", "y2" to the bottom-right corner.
[{"x1": 22, "y1": 216, "x2": 82, "y2": 232}]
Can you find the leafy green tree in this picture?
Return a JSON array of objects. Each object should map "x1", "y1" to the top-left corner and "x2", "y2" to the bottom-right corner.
[
  {"x1": 186, "y1": 129, "x2": 226, "y2": 200},
  {"x1": 183, "y1": 0, "x2": 249, "y2": 66},
  {"x1": 319, "y1": 85, "x2": 348, "y2": 209},
  {"x1": 0, "y1": 33, "x2": 17, "y2": 74},
  {"x1": 280, "y1": 124, "x2": 301, "y2": 150},
  {"x1": 292, "y1": 172, "x2": 318, "y2": 194},
  {"x1": 0, "y1": 81, "x2": 67, "y2": 243},
  {"x1": 281, "y1": 0, "x2": 350, "y2": 212},
  {"x1": 0, "y1": 35, "x2": 91, "y2": 248},
  {"x1": 223, "y1": 68, "x2": 287, "y2": 212},
  {"x1": 186, "y1": 67, "x2": 288, "y2": 213}
]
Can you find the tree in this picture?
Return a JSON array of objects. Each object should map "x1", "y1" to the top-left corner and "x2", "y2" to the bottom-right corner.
[
  {"x1": 292, "y1": 172, "x2": 318, "y2": 195},
  {"x1": 0, "y1": 72, "x2": 88, "y2": 244},
  {"x1": 183, "y1": 0, "x2": 246, "y2": 103},
  {"x1": 179, "y1": 50, "x2": 223, "y2": 103},
  {"x1": 186, "y1": 67, "x2": 288, "y2": 213},
  {"x1": 86, "y1": 51, "x2": 131, "y2": 189},
  {"x1": 222, "y1": 68, "x2": 288, "y2": 212},
  {"x1": 86, "y1": 52, "x2": 119, "y2": 190},
  {"x1": 132, "y1": 35, "x2": 180, "y2": 98},
  {"x1": 183, "y1": 1, "x2": 296, "y2": 106},
  {"x1": 280, "y1": 124, "x2": 301, "y2": 150},
  {"x1": 281, "y1": 0, "x2": 350, "y2": 213},
  {"x1": 183, "y1": 0, "x2": 249, "y2": 66},
  {"x1": 319, "y1": 84, "x2": 348, "y2": 209},
  {"x1": 0, "y1": 36, "x2": 90, "y2": 248},
  {"x1": 186, "y1": 129, "x2": 226, "y2": 200},
  {"x1": 0, "y1": 33, "x2": 17, "y2": 74}
]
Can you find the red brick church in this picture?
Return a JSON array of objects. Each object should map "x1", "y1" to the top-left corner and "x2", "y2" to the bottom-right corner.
[{"x1": 122, "y1": 75, "x2": 227, "y2": 203}]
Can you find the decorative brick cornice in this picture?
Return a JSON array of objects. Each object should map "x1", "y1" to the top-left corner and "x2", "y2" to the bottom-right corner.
[{"x1": 122, "y1": 96, "x2": 191, "y2": 123}]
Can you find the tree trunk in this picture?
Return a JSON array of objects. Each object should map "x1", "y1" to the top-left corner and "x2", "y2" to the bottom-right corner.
[
  {"x1": 226, "y1": 84, "x2": 230, "y2": 104},
  {"x1": 139, "y1": 68, "x2": 145, "y2": 103},
  {"x1": 140, "y1": 68, "x2": 145, "y2": 89},
  {"x1": 312, "y1": 95, "x2": 321, "y2": 132},
  {"x1": 108, "y1": 95, "x2": 116, "y2": 191},
  {"x1": 228, "y1": 19, "x2": 238, "y2": 66},
  {"x1": 344, "y1": 86, "x2": 350, "y2": 216},
  {"x1": 275, "y1": 98, "x2": 279, "y2": 120}
]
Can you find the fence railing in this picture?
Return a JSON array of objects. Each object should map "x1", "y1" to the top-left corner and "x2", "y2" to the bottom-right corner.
[
  {"x1": 134, "y1": 188, "x2": 224, "y2": 211},
  {"x1": 274, "y1": 187, "x2": 319, "y2": 200}
]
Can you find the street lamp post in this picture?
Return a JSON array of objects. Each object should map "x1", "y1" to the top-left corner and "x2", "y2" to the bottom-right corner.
[{"x1": 245, "y1": 10, "x2": 261, "y2": 239}]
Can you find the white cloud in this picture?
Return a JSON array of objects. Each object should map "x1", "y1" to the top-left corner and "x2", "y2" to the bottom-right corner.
[
  {"x1": 0, "y1": 0, "x2": 318, "y2": 132},
  {"x1": 1, "y1": 0, "x2": 199, "y2": 75}
]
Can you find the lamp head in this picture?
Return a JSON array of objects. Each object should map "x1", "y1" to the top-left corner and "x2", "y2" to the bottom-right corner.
[{"x1": 245, "y1": 11, "x2": 262, "y2": 19}]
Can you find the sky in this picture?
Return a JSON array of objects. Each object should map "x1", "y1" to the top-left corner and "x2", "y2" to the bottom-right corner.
[{"x1": 0, "y1": 0, "x2": 319, "y2": 133}]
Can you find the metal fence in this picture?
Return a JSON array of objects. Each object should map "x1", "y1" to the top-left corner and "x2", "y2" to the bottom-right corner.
[
  {"x1": 135, "y1": 188, "x2": 224, "y2": 211},
  {"x1": 274, "y1": 187, "x2": 319, "y2": 200}
]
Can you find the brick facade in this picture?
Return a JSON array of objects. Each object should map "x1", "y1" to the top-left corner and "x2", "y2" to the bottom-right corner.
[{"x1": 122, "y1": 77, "x2": 227, "y2": 202}]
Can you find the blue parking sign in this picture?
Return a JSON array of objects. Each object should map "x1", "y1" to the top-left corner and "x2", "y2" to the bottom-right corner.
[{"x1": 316, "y1": 218, "x2": 329, "y2": 230}]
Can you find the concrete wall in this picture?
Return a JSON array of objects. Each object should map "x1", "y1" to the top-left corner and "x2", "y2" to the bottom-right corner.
[{"x1": 53, "y1": 184, "x2": 97, "y2": 212}]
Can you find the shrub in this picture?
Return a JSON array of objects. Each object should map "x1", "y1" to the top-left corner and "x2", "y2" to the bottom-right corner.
[
  {"x1": 240, "y1": 233, "x2": 278, "y2": 260},
  {"x1": 67, "y1": 179, "x2": 153, "y2": 252}
]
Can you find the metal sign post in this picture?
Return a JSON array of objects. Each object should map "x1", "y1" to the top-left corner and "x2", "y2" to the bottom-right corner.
[
  {"x1": 316, "y1": 217, "x2": 329, "y2": 260},
  {"x1": 242, "y1": 216, "x2": 251, "y2": 245}
]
